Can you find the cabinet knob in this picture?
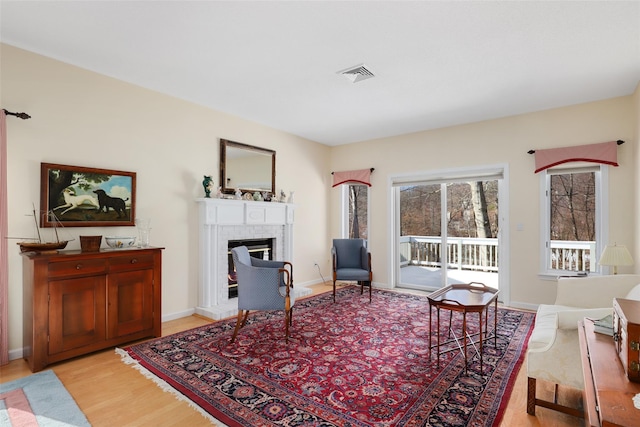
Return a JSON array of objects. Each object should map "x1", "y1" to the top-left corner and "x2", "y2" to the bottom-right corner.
[
  {"x1": 76, "y1": 264, "x2": 82, "y2": 270},
  {"x1": 131, "y1": 258, "x2": 138, "y2": 264}
]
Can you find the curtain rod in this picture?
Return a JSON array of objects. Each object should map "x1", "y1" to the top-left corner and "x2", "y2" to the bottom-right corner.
[
  {"x1": 331, "y1": 168, "x2": 375, "y2": 175},
  {"x1": 528, "y1": 140, "x2": 624, "y2": 154},
  {"x1": 2, "y1": 109, "x2": 31, "y2": 120}
]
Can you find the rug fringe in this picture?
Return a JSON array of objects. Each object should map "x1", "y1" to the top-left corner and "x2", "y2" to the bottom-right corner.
[{"x1": 115, "y1": 348, "x2": 228, "y2": 427}]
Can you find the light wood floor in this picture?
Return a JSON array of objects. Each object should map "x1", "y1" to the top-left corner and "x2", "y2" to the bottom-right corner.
[{"x1": 1, "y1": 283, "x2": 584, "y2": 426}]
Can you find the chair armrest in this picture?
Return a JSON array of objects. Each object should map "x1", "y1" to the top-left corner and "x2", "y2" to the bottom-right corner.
[
  {"x1": 360, "y1": 246, "x2": 371, "y2": 271},
  {"x1": 251, "y1": 258, "x2": 285, "y2": 269}
]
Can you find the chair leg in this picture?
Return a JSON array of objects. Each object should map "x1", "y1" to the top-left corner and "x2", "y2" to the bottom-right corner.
[
  {"x1": 285, "y1": 308, "x2": 293, "y2": 342},
  {"x1": 368, "y1": 281, "x2": 372, "y2": 302},
  {"x1": 230, "y1": 310, "x2": 246, "y2": 343},
  {"x1": 333, "y1": 280, "x2": 337, "y2": 302}
]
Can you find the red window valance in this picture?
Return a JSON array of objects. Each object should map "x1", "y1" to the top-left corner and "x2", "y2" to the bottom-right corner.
[
  {"x1": 332, "y1": 168, "x2": 373, "y2": 187},
  {"x1": 533, "y1": 140, "x2": 620, "y2": 173}
]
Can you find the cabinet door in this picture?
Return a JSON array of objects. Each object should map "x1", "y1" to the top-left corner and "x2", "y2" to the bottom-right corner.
[
  {"x1": 107, "y1": 269, "x2": 154, "y2": 338},
  {"x1": 49, "y1": 276, "x2": 107, "y2": 355}
]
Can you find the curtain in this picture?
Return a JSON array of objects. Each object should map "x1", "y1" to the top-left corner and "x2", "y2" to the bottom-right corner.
[
  {"x1": 332, "y1": 168, "x2": 373, "y2": 187},
  {"x1": 534, "y1": 140, "x2": 619, "y2": 173},
  {"x1": 0, "y1": 110, "x2": 8, "y2": 365}
]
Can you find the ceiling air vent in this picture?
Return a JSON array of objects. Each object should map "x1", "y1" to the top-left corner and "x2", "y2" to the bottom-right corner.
[{"x1": 337, "y1": 63, "x2": 375, "y2": 83}]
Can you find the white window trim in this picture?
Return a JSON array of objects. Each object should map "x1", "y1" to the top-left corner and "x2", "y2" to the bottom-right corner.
[{"x1": 538, "y1": 165, "x2": 609, "y2": 279}]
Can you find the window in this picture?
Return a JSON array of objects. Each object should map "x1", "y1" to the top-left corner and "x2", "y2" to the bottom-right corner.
[
  {"x1": 541, "y1": 165, "x2": 608, "y2": 275},
  {"x1": 342, "y1": 184, "x2": 369, "y2": 239}
]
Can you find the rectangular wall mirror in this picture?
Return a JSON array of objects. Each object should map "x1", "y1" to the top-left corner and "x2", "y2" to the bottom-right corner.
[{"x1": 220, "y1": 139, "x2": 276, "y2": 196}]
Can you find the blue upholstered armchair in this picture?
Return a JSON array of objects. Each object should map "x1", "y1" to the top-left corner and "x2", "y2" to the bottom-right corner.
[
  {"x1": 230, "y1": 246, "x2": 294, "y2": 342},
  {"x1": 331, "y1": 238, "x2": 372, "y2": 302}
]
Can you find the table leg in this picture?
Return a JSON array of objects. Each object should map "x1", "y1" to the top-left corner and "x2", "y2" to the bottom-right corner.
[
  {"x1": 494, "y1": 298, "x2": 498, "y2": 347},
  {"x1": 437, "y1": 307, "x2": 441, "y2": 368},
  {"x1": 428, "y1": 304, "x2": 432, "y2": 361},
  {"x1": 462, "y1": 311, "x2": 467, "y2": 374},
  {"x1": 479, "y1": 310, "x2": 484, "y2": 375}
]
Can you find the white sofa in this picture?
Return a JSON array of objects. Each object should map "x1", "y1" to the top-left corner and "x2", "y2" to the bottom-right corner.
[{"x1": 526, "y1": 274, "x2": 640, "y2": 417}]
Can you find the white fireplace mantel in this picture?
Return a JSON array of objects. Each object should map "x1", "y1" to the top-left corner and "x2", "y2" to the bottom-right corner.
[{"x1": 195, "y1": 198, "x2": 309, "y2": 320}]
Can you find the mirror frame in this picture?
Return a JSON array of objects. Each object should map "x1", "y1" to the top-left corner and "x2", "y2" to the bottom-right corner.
[{"x1": 220, "y1": 139, "x2": 276, "y2": 196}]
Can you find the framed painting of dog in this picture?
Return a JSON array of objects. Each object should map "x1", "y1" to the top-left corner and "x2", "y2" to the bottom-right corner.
[{"x1": 40, "y1": 163, "x2": 136, "y2": 227}]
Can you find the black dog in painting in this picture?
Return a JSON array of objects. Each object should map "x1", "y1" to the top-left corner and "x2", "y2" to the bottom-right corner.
[{"x1": 93, "y1": 189, "x2": 128, "y2": 218}]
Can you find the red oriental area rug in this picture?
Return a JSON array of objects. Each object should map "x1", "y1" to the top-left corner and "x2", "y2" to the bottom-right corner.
[{"x1": 119, "y1": 287, "x2": 534, "y2": 426}]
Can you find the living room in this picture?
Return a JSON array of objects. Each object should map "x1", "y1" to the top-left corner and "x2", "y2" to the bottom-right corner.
[{"x1": 1, "y1": 2, "x2": 639, "y2": 425}]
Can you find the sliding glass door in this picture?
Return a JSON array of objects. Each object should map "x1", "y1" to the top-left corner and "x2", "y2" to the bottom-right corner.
[{"x1": 393, "y1": 166, "x2": 505, "y2": 295}]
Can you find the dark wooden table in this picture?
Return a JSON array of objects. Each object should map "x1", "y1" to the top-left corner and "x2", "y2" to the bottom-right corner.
[
  {"x1": 427, "y1": 282, "x2": 499, "y2": 374},
  {"x1": 578, "y1": 319, "x2": 640, "y2": 427}
]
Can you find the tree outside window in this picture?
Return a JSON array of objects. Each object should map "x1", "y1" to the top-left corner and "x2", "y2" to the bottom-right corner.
[{"x1": 347, "y1": 184, "x2": 368, "y2": 239}]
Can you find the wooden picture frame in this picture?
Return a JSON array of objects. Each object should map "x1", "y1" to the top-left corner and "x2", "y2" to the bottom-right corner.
[{"x1": 40, "y1": 163, "x2": 136, "y2": 227}]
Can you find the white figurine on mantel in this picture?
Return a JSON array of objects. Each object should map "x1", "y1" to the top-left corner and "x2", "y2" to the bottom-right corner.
[
  {"x1": 279, "y1": 190, "x2": 287, "y2": 203},
  {"x1": 287, "y1": 191, "x2": 295, "y2": 204},
  {"x1": 235, "y1": 188, "x2": 242, "y2": 200},
  {"x1": 216, "y1": 186, "x2": 223, "y2": 199}
]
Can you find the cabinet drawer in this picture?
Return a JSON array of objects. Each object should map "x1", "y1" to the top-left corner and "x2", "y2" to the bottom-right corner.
[
  {"x1": 48, "y1": 258, "x2": 107, "y2": 278},
  {"x1": 109, "y1": 253, "x2": 154, "y2": 272}
]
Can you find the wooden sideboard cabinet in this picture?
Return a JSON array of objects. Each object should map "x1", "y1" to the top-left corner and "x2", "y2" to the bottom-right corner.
[
  {"x1": 22, "y1": 247, "x2": 163, "y2": 372},
  {"x1": 578, "y1": 319, "x2": 640, "y2": 426}
]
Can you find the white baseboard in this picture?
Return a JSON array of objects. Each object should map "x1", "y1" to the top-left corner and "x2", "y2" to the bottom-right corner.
[
  {"x1": 9, "y1": 348, "x2": 23, "y2": 361},
  {"x1": 162, "y1": 308, "x2": 195, "y2": 322},
  {"x1": 506, "y1": 301, "x2": 539, "y2": 312}
]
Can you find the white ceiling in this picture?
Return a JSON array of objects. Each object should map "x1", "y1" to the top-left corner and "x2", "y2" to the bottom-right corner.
[{"x1": 1, "y1": 1, "x2": 639, "y2": 146}]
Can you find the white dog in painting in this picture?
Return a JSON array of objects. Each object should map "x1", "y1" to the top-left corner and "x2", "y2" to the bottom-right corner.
[{"x1": 54, "y1": 188, "x2": 101, "y2": 215}]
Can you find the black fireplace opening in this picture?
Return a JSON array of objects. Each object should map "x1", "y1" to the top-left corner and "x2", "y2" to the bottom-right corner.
[{"x1": 227, "y1": 238, "x2": 274, "y2": 298}]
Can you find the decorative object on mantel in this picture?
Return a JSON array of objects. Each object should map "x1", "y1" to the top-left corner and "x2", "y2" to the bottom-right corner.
[
  {"x1": 216, "y1": 186, "x2": 223, "y2": 199},
  {"x1": 287, "y1": 191, "x2": 295, "y2": 204},
  {"x1": 234, "y1": 188, "x2": 242, "y2": 200},
  {"x1": 202, "y1": 175, "x2": 213, "y2": 198},
  {"x1": 252, "y1": 191, "x2": 263, "y2": 201},
  {"x1": 279, "y1": 189, "x2": 286, "y2": 203}
]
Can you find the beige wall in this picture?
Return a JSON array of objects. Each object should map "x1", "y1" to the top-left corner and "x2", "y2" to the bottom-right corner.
[
  {"x1": 329, "y1": 95, "x2": 638, "y2": 307},
  {"x1": 1, "y1": 44, "x2": 331, "y2": 356},
  {"x1": 2, "y1": 43, "x2": 638, "y2": 357}
]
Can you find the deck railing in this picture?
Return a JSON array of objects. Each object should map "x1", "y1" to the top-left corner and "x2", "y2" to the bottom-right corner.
[
  {"x1": 399, "y1": 236, "x2": 595, "y2": 273},
  {"x1": 548, "y1": 240, "x2": 596, "y2": 272}
]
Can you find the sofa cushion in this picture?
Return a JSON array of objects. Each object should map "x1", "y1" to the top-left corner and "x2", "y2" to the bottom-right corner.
[
  {"x1": 625, "y1": 283, "x2": 640, "y2": 301},
  {"x1": 528, "y1": 305, "x2": 612, "y2": 351}
]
